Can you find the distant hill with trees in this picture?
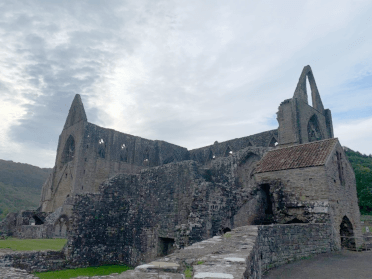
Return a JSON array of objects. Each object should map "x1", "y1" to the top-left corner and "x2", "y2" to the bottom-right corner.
[
  {"x1": 0, "y1": 159, "x2": 52, "y2": 220},
  {"x1": 0, "y1": 146, "x2": 371, "y2": 221},
  {"x1": 344, "y1": 147, "x2": 372, "y2": 215}
]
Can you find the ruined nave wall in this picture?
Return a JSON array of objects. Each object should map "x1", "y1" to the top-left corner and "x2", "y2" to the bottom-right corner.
[
  {"x1": 189, "y1": 129, "x2": 278, "y2": 165},
  {"x1": 40, "y1": 121, "x2": 189, "y2": 213},
  {"x1": 66, "y1": 147, "x2": 269, "y2": 266}
]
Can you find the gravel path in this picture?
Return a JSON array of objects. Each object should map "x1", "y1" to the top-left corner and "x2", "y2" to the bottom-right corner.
[{"x1": 263, "y1": 250, "x2": 372, "y2": 279}]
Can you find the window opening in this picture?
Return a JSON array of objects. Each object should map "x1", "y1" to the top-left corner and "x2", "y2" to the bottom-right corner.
[
  {"x1": 98, "y1": 138, "x2": 106, "y2": 158},
  {"x1": 307, "y1": 115, "x2": 323, "y2": 142},
  {"x1": 306, "y1": 75, "x2": 313, "y2": 107},
  {"x1": 285, "y1": 218, "x2": 304, "y2": 224},
  {"x1": 340, "y1": 216, "x2": 355, "y2": 250},
  {"x1": 336, "y1": 151, "x2": 345, "y2": 185},
  {"x1": 222, "y1": 227, "x2": 231, "y2": 234},
  {"x1": 260, "y1": 184, "x2": 274, "y2": 225},
  {"x1": 269, "y1": 137, "x2": 278, "y2": 147},
  {"x1": 158, "y1": 237, "x2": 175, "y2": 256},
  {"x1": 61, "y1": 135, "x2": 75, "y2": 164},
  {"x1": 225, "y1": 146, "x2": 232, "y2": 156},
  {"x1": 32, "y1": 215, "x2": 44, "y2": 225}
]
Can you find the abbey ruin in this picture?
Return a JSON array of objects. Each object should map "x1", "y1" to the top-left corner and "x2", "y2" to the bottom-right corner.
[{"x1": 0, "y1": 66, "x2": 363, "y2": 278}]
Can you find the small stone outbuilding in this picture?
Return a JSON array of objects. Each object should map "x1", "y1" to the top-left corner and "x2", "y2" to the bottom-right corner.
[{"x1": 255, "y1": 138, "x2": 362, "y2": 249}]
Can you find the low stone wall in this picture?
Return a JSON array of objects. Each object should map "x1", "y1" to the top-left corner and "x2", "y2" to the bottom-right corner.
[
  {"x1": 114, "y1": 223, "x2": 336, "y2": 278},
  {"x1": 258, "y1": 223, "x2": 335, "y2": 273},
  {"x1": 0, "y1": 250, "x2": 66, "y2": 273},
  {"x1": 0, "y1": 223, "x2": 336, "y2": 277}
]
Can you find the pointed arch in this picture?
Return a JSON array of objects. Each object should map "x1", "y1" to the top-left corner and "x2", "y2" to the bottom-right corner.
[
  {"x1": 224, "y1": 146, "x2": 233, "y2": 156},
  {"x1": 293, "y1": 66, "x2": 324, "y2": 113},
  {"x1": 207, "y1": 149, "x2": 215, "y2": 161},
  {"x1": 340, "y1": 216, "x2": 355, "y2": 250},
  {"x1": 120, "y1": 143, "x2": 128, "y2": 162},
  {"x1": 61, "y1": 135, "x2": 75, "y2": 164},
  {"x1": 307, "y1": 114, "x2": 323, "y2": 142},
  {"x1": 98, "y1": 138, "x2": 106, "y2": 158},
  {"x1": 143, "y1": 148, "x2": 150, "y2": 166},
  {"x1": 268, "y1": 137, "x2": 278, "y2": 147}
]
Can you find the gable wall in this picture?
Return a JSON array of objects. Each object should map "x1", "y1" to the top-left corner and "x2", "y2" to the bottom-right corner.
[
  {"x1": 254, "y1": 166, "x2": 331, "y2": 224},
  {"x1": 324, "y1": 143, "x2": 362, "y2": 248}
]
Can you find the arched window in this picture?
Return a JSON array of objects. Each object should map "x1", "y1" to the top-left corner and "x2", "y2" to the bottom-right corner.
[
  {"x1": 98, "y1": 138, "x2": 106, "y2": 158},
  {"x1": 307, "y1": 114, "x2": 323, "y2": 142},
  {"x1": 143, "y1": 148, "x2": 150, "y2": 166},
  {"x1": 120, "y1": 143, "x2": 128, "y2": 162},
  {"x1": 225, "y1": 146, "x2": 233, "y2": 156},
  {"x1": 61, "y1": 135, "x2": 75, "y2": 164},
  {"x1": 340, "y1": 216, "x2": 355, "y2": 250},
  {"x1": 268, "y1": 137, "x2": 278, "y2": 147}
]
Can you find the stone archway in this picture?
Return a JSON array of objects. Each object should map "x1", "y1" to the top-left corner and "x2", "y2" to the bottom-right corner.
[
  {"x1": 54, "y1": 215, "x2": 70, "y2": 238},
  {"x1": 340, "y1": 216, "x2": 355, "y2": 250}
]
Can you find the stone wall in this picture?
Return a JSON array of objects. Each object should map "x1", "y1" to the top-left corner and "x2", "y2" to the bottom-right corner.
[
  {"x1": 254, "y1": 166, "x2": 331, "y2": 224},
  {"x1": 324, "y1": 143, "x2": 363, "y2": 248},
  {"x1": 0, "y1": 251, "x2": 66, "y2": 273},
  {"x1": 41, "y1": 120, "x2": 190, "y2": 213},
  {"x1": 257, "y1": 223, "x2": 335, "y2": 272},
  {"x1": 65, "y1": 147, "x2": 269, "y2": 267},
  {"x1": 189, "y1": 129, "x2": 277, "y2": 165},
  {"x1": 114, "y1": 223, "x2": 336, "y2": 278}
]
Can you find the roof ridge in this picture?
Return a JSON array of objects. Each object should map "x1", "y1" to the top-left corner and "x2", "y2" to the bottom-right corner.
[
  {"x1": 255, "y1": 137, "x2": 339, "y2": 174},
  {"x1": 275, "y1": 137, "x2": 338, "y2": 151}
]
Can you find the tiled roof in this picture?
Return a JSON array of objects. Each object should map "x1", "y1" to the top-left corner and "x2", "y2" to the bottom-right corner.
[{"x1": 255, "y1": 138, "x2": 338, "y2": 173}]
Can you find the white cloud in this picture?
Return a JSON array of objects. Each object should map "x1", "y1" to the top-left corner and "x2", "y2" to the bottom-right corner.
[
  {"x1": 0, "y1": 0, "x2": 371, "y2": 167},
  {"x1": 335, "y1": 116, "x2": 372, "y2": 155}
]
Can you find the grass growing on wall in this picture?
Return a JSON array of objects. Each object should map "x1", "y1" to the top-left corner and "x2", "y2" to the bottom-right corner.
[
  {"x1": 34, "y1": 265, "x2": 133, "y2": 279},
  {"x1": 0, "y1": 238, "x2": 67, "y2": 251}
]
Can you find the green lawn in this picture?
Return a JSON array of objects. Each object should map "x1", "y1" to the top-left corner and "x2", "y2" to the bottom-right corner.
[
  {"x1": 0, "y1": 238, "x2": 67, "y2": 251},
  {"x1": 34, "y1": 265, "x2": 133, "y2": 279}
]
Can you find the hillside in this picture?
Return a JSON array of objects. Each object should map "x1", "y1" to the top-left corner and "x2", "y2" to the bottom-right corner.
[
  {"x1": 344, "y1": 147, "x2": 372, "y2": 215},
  {"x1": 0, "y1": 159, "x2": 52, "y2": 220},
  {"x1": 0, "y1": 147, "x2": 371, "y2": 220}
]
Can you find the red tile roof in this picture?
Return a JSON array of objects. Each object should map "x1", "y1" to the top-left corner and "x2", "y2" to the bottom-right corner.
[{"x1": 255, "y1": 138, "x2": 338, "y2": 173}]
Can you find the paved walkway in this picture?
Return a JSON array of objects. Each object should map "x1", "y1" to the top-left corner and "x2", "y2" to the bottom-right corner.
[{"x1": 263, "y1": 250, "x2": 372, "y2": 279}]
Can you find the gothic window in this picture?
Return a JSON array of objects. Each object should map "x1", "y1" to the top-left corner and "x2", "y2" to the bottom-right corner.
[
  {"x1": 307, "y1": 114, "x2": 323, "y2": 142},
  {"x1": 120, "y1": 143, "x2": 128, "y2": 162},
  {"x1": 143, "y1": 148, "x2": 149, "y2": 166},
  {"x1": 225, "y1": 146, "x2": 233, "y2": 156},
  {"x1": 61, "y1": 135, "x2": 75, "y2": 164},
  {"x1": 208, "y1": 149, "x2": 214, "y2": 161},
  {"x1": 98, "y1": 138, "x2": 106, "y2": 158},
  {"x1": 269, "y1": 137, "x2": 278, "y2": 147}
]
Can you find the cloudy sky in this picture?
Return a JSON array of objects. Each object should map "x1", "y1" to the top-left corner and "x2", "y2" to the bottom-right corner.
[{"x1": 0, "y1": 0, "x2": 371, "y2": 168}]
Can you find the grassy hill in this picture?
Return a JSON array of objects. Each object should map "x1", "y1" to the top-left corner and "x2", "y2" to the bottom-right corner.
[
  {"x1": 0, "y1": 146, "x2": 371, "y2": 220},
  {"x1": 344, "y1": 147, "x2": 372, "y2": 215},
  {"x1": 0, "y1": 160, "x2": 52, "y2": 220}
]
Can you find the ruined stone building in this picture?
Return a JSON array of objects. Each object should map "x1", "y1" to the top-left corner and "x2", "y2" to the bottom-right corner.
[{"x1": 1, "y1": 66, "x2": 362, "y2": 270}]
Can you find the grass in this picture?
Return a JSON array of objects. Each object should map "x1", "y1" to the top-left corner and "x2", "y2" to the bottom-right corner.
[
  {"x1": 184, "y1": 267, "x2": 193, "y2": 278},
  {"x1": 0, "y1": 238, "x2": 67, "y2": 251},
  {"x1": 223, "y1": 232, "x2": 231, "y2": 238},
  {"x1": 34, "y1": 265, "x2": 132, "y2": 279},
  {"x1": 197, "y1": 260, "x2": 204, "y2": 265},
  {"x1": 362, "y1": 226, "x2": 371, "y2": 233}
]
